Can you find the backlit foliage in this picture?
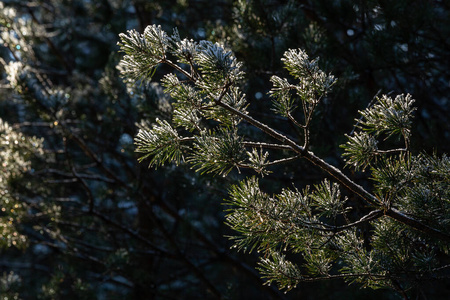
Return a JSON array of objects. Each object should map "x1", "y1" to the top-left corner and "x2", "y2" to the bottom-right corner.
[{"x1": 120, "y1": 25, "x2": 449, "y2": 295}]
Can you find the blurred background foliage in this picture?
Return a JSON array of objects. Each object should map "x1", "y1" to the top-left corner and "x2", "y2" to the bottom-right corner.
[{"x1": 0, "y1": 0, "x2": 448, "y2": 299}]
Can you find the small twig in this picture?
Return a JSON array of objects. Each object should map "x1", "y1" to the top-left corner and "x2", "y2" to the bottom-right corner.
[
  {"x1": 91, "y1": 210, "x2": 170, "y2": 256},
  {"x1": 376, "y1": 148, "x2": 408, "y2": 155},
  {"x1": 243, "y1": 141, "x2": 292, "y2": 150},
  {"x1": 329, "y1": 209, "x2": 384, "y2": 232},
  {"x1": 265, "y1": 155, "x2": 302, "y2": 167},
  {"x1": 26, "y1": 7, "x2": 72, "y2": 73},
  {"x1": 287, "y1": 112, "x2": 306, "y2": 129},
  {"x1": 34, "y1": 168, "x2": 116, "y2": 184}
]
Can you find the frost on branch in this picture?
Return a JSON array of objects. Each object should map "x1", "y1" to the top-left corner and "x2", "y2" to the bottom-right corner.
[
  {"x1": 358, "y1": 93, "x2": 416, "y2": 139},
  {"x1": 117, "y1": 25, "x2": 168, "y2": 82},
  {"x1": 119, "y1": 24, "x2": 450, "y2": 295},
  {"x1": 134, "y1": 119, "x2": 186, "y2": 167}
]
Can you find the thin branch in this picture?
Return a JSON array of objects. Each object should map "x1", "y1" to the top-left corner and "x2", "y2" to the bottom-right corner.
[
  {"x1": 385, "y1": 208, "x2": 450, "y2": 241},
  {"x1": 327, "y1": 209, "x2": 384, "y2": 232},
  {"x1": 72, "y1": 167, "x2": 95, "y2": 212},
  {"x1": 265, "y1": 155, "x2": 302, "y2": 167},
  {"x1": 162, "y1": 58, "x2": 192, "y2": 79},
  {"x1": 91, "y1": 210, "x2": 171, "y2": 257},
  {"x1": 26, "y1": 7, "x2": 72, "y2": 73},
  {"x1": 66, "y1": 130, "x2": 128, "y2": 186},
  {"x1": 34, "y1": 168, "x2": 116, "y2": 184},
  {"x1": 146, "y1": 204, "x2": 223, "y2": 299},
  {"x1": 287, "y1": 112, "x2": 305, "y2": 129},
  {"x1": 430, "y1": 264, "x2": 450, "y2": 272},
  {"x1": 243, "y1": 141, "x2": 292, "y2": 151},
  {"x1": 376, "y1": 148, "x2": 407, "y2": 154},
  {"x1": 300, "y1": 272, "x2": 389, "y2": 282},
  {"x1": 391, "y1": 279, "x2": 410, "y2": 300},
  {"x1": 61, "y1": 235, "x2": 116, "y2": 253}
]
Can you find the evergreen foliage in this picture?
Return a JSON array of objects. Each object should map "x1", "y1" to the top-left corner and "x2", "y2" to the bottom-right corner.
[
  {"x1": 1, "y1": 0, "x2": 449, "y2": 299},
  {"x1": 119, "y1": 23, "x2": 450, "y2": 297}
]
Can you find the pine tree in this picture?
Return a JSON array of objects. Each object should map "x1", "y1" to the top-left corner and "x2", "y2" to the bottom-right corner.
[
  {"x1": 118, "y1": 23, "x2": 449, "y2": 298},
  {"x1": 1, "y1": 0, "x2": 449, "y2": 299}
]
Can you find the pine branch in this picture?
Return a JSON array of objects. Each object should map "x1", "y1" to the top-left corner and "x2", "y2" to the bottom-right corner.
[
  {"x1": 118, "y1": 25, "x2": 450, "y2": 296},
  {"x1": 214, "y1": 91, "x2": 450, "y2": 242}
]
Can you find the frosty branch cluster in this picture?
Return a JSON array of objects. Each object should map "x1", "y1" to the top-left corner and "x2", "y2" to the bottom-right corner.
[{"x1": 118, "y1": 25, "x2": 449, "y2": 294}]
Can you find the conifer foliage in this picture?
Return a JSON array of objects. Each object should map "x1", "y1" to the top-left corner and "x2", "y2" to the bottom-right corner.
[
  {"x1": 119, "y1": 25, "x2": 450, "y2": 295},
  {"x1": 1, "y1": 0, "x2": 449, "y2": 299}
]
